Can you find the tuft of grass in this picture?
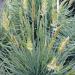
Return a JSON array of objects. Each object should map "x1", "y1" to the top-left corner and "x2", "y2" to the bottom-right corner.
[{"x1": 0, "y1": 0, "x2": 75, "y2": 75}]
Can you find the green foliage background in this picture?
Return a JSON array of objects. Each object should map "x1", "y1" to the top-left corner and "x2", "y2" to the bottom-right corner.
[{"x1": 0, "y1": 0, "x2": 75, "y2": 75}]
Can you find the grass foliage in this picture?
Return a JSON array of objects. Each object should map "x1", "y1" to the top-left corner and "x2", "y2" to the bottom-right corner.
[{"x1": 0, "y1": 0, "x2": 75, "y2": 75}]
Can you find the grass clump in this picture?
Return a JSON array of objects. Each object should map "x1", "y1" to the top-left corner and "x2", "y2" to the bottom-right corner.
[{"x1": 0, "y1": 0, "x2": 75, "y2": 75}]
